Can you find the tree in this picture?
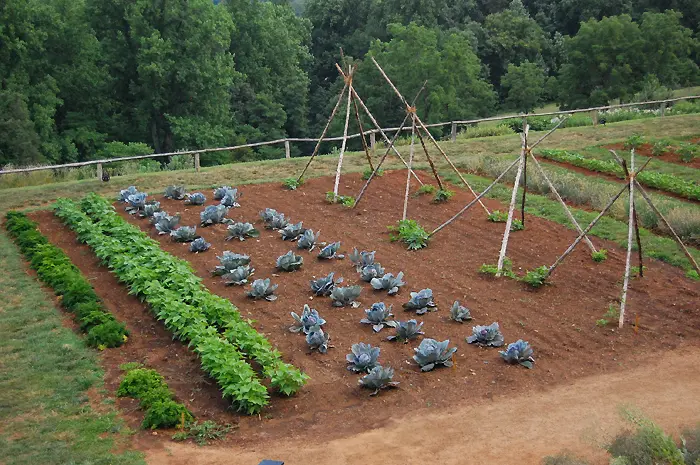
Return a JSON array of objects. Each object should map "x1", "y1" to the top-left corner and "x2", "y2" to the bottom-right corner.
[
  {"x1": 501, "y1": 61, "x2": 546, "y2": 112},
  {"x1": 355, "y1": 23, "x2": 495, "y2": 129},
  {"x1": 557, "y1": 15, "x2": 645, "y2": 108},
  {"x1": 481, "y1": 0, "x2": 548, "y2": 96},
  {"x1": 0, "y1": 91, "x2": 42, "y2": 166}
]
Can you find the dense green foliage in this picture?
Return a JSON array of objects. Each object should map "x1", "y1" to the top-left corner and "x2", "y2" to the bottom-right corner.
[
  {"x1": 54, "y1": 194, "x2": 308, "y2": 413},
  {"x1": 4, "y1": 211, "x2": 129, "y2": 348},
  {"x1": 1, "y1": 0, "x2": 699, "y2": 167}
]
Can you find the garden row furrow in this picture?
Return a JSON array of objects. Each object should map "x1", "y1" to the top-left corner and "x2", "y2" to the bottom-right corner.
[
  {"x1": 54, "y1": 196, "x2": 306, "y2": 414},
  {"x1": 4, "y1": 211, "x2": 129, "y2": 349},
  {"x1": 537, "y1": 149, "x2": 700, "y2": 201}
]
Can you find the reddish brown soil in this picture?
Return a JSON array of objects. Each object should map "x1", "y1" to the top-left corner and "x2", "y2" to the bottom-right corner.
[
  {"x1": 30, "y1": 170, "x2": 700, "y2": 451},
  {"x1": 606, "y1": 142, "x2": 700, "y2": 169}
]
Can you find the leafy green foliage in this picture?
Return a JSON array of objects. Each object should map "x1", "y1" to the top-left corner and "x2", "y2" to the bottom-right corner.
[
  {"x1": 499, "y1": 340, "x2": 535, "y2": 369},
  {"x1": 433, "y1": 189, "x2": 455, "y2": 203},
  {"x1": 607, "y1": 416, "x2": 685, "y2": 465},
  {"x1": 388, "y1": 219, "x2": 430, "y2": 250},
  {"x1": 283, "y1": 178, "x2": 303, "y2": 190},
  {"x1": 5, "y1": 211, "x2": 128, "y2": 349},
  {"x1": 360, "y1": 302, "x2": 396, "y2": 333},
  {"x1": 501, "y1": 61, "x2": 546, "y2": 113},
  {"x1": 415, "y1": 184, "x2": 437, "y2": 196},
  {"x1": 370, "y1": 272, "x2": 405, "y2": 295},
  {"x1": 487, "y1": 210, "x2": 524, "y2": 231},
  {"x1": 346, "y1": 343, "x2": 381, "y2": 373},
  {"x1": 172, "y1": 421, "x2": 233, "y2": 446},
  {"x1": 412, "y1": 339, "x2": 457, "y2": 372},
  {"x1": 539, "y1": 149, "x2": 700, "y2": 201},
  {"x1": 677, "y1": 143, "x2": 698, "y2": 163},
  {"x1": 624, "y1": 134, "x2": 645, "y2": 150},
  {"x1": 142, "y1": 400, "x2": 193, "y2": 430},
  {"x1": 54, "y1": 196, "x2": 308, "y2": 411},
  {"x1": 520, "y1": 265, "x2": 549, "y2": 288},
  {"x1": 326, "y1": 192, "x2": 355, "y2": 207},
  {"x1": 358, "y1": 366, "x2": 399, "y2": 396},
  {"x1": 386, "y1": 320, "x2": 424, "y2": 343},
  {"x1": 596, "y1": 304, "x2": 620, "y2": 327},
  {"x1": 402, "y1": 289, "x2": 436, "y2": 315},
  {"x1": 363, "y1": 168, "x2": 384, "y2": 180},
  {"x1": 317, "y1": 241, "x2": 342, "y2": 259},
  {"x1": 687, "y1": 270, "x2": 700, "y2": 281},
  {"x1": 591, "y1": 249, "x2": 608, "y2": 262},
  {"x1": 466, "y1": 323, "x2": 505, "y2": 347},
  {"x1": 450, "y1": 301, "x2": 472, "y2": 323}
]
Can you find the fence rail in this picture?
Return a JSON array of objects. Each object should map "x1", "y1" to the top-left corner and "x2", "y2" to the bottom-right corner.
[{"x1": 2, "y1": 95, "x2": 698, "y2": 177}]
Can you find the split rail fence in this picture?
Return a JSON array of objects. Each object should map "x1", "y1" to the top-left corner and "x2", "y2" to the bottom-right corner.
[{"x1": 1, "y1": 95, "x2": 698, "y2": 179}]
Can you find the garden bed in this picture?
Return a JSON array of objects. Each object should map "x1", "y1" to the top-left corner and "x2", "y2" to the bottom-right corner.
[
  {"x1": 30, "y1": 170, "x2": 700, "y2": 448},
  {"x1": 606, "y1": 142, "x2": 700, "y2": 170}
]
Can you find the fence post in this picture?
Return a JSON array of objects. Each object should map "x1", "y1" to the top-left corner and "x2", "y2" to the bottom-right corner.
[
  {"x1": 660, "y1": 103, "x2": 666, "y2": 117},
  {"x1": 451, "y1": 122, "x2": 457, "y2": 142},
  {"x1": 591, "y1": 110, "x2": 599, "y2": 126},
  {"x1": 370, "y1": 131, "x2": 376, "y2": 156},
  {"x1": 194, "y1": 153, "x2": 201, "y2": 172},
  {"x1": 96, "y1": 163, "x2": 103, "y2": 181},
  {"x1": 284, "y1": 140, "x2": 291, "y2": 159}
]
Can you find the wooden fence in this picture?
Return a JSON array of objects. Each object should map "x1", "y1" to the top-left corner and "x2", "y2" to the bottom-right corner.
[{"x1": 1, "y1": 95, "x2": 698, "y2": 179}]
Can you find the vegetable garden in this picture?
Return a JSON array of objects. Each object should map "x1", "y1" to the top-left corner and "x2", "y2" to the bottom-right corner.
[{"x1": 13, "y1": 166, "x2": 699, "y2": 447}]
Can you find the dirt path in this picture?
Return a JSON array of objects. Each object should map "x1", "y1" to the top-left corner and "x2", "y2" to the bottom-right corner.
[{"x1": 146, "y1": 348, "x2": 700, "y2": 465}]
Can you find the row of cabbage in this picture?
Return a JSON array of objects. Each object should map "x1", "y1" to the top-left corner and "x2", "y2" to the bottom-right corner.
[{"x1": 54, "y1": 194, "x2": 307, "y2": 414}]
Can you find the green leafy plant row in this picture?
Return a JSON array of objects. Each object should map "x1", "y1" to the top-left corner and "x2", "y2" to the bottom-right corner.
[
  {"x1": 539, "y1": 149, "x2": 700, "y2": 201},
  {"x1": 54, "y1": 195, "x2": 307, "y2": 413},
  {"x1": 117, "y1": 363, "x2": 193, "y2": 429},
  {"x1": 4, "y1": 211, "x2": 129, "y2": 349}
]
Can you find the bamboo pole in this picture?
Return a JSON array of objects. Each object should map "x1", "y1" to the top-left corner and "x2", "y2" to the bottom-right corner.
[
  {"x1": 297, "y1": 82, "x2": 349, "y2": 182},
  {"x1": 403, "y1": 115, "x2": 417, "y2": 220},
  {"x1": 546, "y1": 183, "x2": 629, "y2": 278},
  {"x1": 370, "y1": 57, "x2": 489, "y2": 214},
  {"x1": 350, "y1": 87, "x2": 423, "y2": 183},
  {"x1": 431, "y1": 157, "x2": 521, "y2": 237},
  {"x1": 529, "y1": 154, "x2": 597, "y2": 253},
  {"x1": 332, "y1": 71, "x2": 354, "y2": 197},
  {"x1": 414, "y1": 126, "x2": 445, "y2": 190},
  {"x1": 635, "y1": 181, "x2": 700, "y2": 275},
  {"x1": 352, "y1": 96, "x2": 374, "y2": 171},
  {"x1": 520, "y1": 118, "x2": 528, "y2": 225},
  {"x1": 496, "y1": 130, "x2": 527, "y2": 276},
  {"x1": 618, "y1": 150, "x2": 637, "y2": 328}
]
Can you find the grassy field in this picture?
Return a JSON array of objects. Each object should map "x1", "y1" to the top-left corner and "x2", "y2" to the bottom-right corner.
[{"x1": 0, "y1": 232, "x2": 145, "y2": 465}]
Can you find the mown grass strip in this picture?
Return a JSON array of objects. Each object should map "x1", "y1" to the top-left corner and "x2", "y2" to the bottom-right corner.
[
  {"x1": 440, "y1": 172, "x2": 700, "y2": 274},
  {"x1": 538, "y1": 149, "x2": 700, "y2": 201},
  {"x1": 4, "y1": 211, "x2": 129, "y2": 349},
  {"x1": 0, "y1": 230, "x2": 145, "y2": 465}
]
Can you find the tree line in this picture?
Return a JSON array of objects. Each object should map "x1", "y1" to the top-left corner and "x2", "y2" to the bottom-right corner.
[{"x1": 1, "y1": 0, "x2": 698, "y2": 167}]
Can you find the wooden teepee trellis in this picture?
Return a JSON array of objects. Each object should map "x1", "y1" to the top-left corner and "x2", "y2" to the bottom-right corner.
[
  {"x1": 545, "y1": 149, "x2": 700, "y2": 328},
  {"x1": 296, "y1": 63, "x2": 424, "y2": 197},
  {"x1": 354, "y1": 57, "x2": 490, "y2": 218}
]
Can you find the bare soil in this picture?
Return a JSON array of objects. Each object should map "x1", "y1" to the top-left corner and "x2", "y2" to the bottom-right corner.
[
  {"x1": 29, "y1": 170, "x2": 700, "y2": 455},
  {"x1": 606, "y1": 142, "x2": 700, "y2": 169}
]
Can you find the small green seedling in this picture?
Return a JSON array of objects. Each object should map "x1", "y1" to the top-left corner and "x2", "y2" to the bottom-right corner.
[
  {"x1": 325, "y1": 191, "x2": 355, "y2": 207},
  {"x1": 388, "y1": 219, "x2": 430, "y2": 250},
  {"x1": 283, "y1": 178, "x2": 303, "y2": 190},
  {"x1": 591, "y1": 249, "x2": 608, "y2": 262},
  {"x1": 520, "y1": 265, "x2": 549, "y2": 288},
  {"x1": 433, "y1": 189, "x2": 454, "y2": 203},
  {"x1": 362, "y1": 168, "x2": 384, "y2": 180},
  {"x1": 414, "y1": 184, "x2": 437, "y2": 196}
]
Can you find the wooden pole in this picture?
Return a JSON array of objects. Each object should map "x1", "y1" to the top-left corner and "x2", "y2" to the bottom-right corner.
[
  {"x1": 520, "y1": 118, "x2": 528, "y2": 226},
  {"x1": 546, "y1": 183, "x2": 629, "y2": 278},
  {"x1": 635, "y1": 181, "x2": 700, "y2": 275},
  {"x1": 194, "y1": 154, "x2": 200, "y2": 172},
  {"x1": 591, "y1": 110, "x2": 599, "y2": 126},
  {"x1": 496, "y1": 130, "x2": 527, "y2": 276},
  {"x1": 451, "y1": 122, "x2": 457, "y2": 142},
  {"x1": 350, "y1": 87, "x2": 423, "y2": 184},
  {"x1": 284, "y1": 140, "x2": 291, "y2": 159},
  {"x1": 414, "y1": 128, "x2": 445, "y2": 190},
  {"x1": 96, "y1": 163, "x2": 103, "y2": 181},
  {"x1": 370, "y1": 57, "x2": 489, "y2": 214},
  {"x1": 370, "y1": 131, "x2": 376, "y2": 156},
  {"x1": 660, "y1": 103, "x2": 666, "y2": 117},
  {"x1": 403, "y1": 115, "x2": 417, "y2": 221},
  {"x1": 333, "y1": 72, "x2": 354, "y2": 197},
  {"x1": 297, "y1": 81, "x2": 349, "y2": 182},
  {"x1": 619, "y1": 150, "x2": 637, "y2": 328},
  {"x1": 431, "y1": 157, "x2": 521, "y2": 237},
  {"x1": 352, "y1": 96, "x2": 374, "y2": 171},
  {"x1": 529, "y1": 154, "x2": 597, "y2": 253}
]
